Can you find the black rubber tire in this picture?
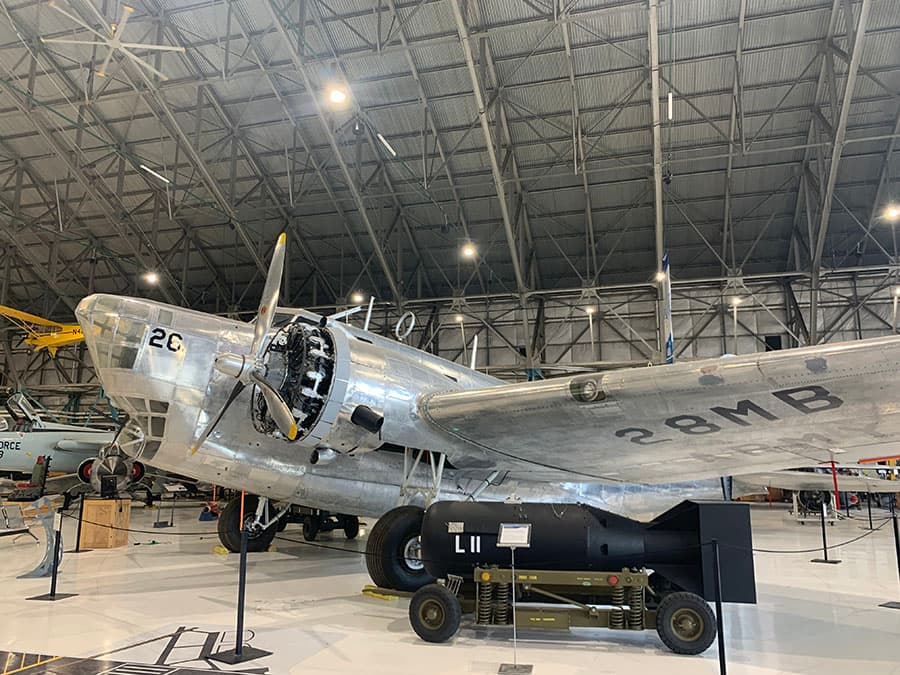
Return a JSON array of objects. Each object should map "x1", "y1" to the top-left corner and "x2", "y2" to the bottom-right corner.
[
  {"x1": 217, "y1": 496, "x2": 277, "y2": 553},
  {"x1": 342, "y1": 515, "x2": 360, "y2": 540},
  {"x1": 302, "y1": 516, "x2": 320, "y2": 541},
  {"x1": 276, "y1": 516, "x2": 288, "y2": 532},
  {"x1": 655, "y1": 592, "x2": 717, "y2": 655},
  {"x1": 409, "y1": 584, "x2": 462, "y2": 643},
  {"x1": 365, "y1": 505, "x2": 433, "y2": 592}
]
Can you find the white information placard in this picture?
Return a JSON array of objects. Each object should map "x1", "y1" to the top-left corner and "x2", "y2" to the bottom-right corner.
[{"x1": 497, "y1": 522, "x2": 532, "y2": 549}]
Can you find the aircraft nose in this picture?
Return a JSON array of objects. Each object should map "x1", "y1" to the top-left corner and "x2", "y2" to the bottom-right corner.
[
  {"x1": 75, "y1": 294, "x2": 138, "y2": 370},
  {"x1": 75, "y1": 294, "x2": 97, "y2": 327}
]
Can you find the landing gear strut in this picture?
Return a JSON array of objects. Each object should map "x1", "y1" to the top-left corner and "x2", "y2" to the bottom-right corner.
[{"x1": 217, "y1": 495, "x2": 279, "y2": 553}]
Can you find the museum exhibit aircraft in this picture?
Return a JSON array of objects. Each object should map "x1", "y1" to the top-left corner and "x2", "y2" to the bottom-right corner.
[
  {"x1": 0, "y1": 392, "x2": 145, "y2": 491},
  {"x1": 74, "y1": 233, "x2": 900, "y2": 590},
  {"x1": 0, "y1": 304, "x2": 84, "y2": 356}
]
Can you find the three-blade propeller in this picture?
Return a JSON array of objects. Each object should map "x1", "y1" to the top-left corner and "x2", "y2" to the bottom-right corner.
[{"x1": 191, "y1": 233, "x2": 297, "y2": 453}]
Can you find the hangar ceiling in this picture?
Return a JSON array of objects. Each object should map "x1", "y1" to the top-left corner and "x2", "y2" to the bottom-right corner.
[{"x1": 0, "y1": 0, "x2": 898, "y2": 321}]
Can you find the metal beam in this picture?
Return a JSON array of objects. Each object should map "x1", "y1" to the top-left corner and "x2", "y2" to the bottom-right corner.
[
  {"x1": 266, "y1": 0, "x2": 403, "y2": 305},
  {"x1": 382, "y1": 0, "x2": 488, "y2": 295},
  {"x1": 721, "y1": 0, "x2": 747, "y2": 274},
  {"x1": 157, "y1": 14, "x2": 340, "y2": 303},
  {"x1": 448, "y1": 0, "x2": 528, "y2": 296},
  {"x1": 647, "y1": 0, "x2": 664, "y2": 273},
  {"x1": 0, "y1": 81, "x2": 183, "y2": 305},
  {"x1": 809, "y1": 0, "x2": 870, "y2": 343}
]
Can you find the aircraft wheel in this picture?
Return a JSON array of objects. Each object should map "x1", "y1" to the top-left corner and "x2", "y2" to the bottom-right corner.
[
  {"x1": 409, "y1": 583, "x2": 461, "y2": 643},
  {"x1": 217, "y1": 496, "x2": 277, "y2": 553},
  {"x1": 302, "y1": 515, "x2": 320, "y2": 541},
  {"x1": 365, "y1": 505, "x2": 433, "y2": 592},
  {"x1": 655, "y1": 592, "x2": 716, "y2": 655},
  {"x1": 342, "y1": 515, "x2": 360, "y2": 540}
]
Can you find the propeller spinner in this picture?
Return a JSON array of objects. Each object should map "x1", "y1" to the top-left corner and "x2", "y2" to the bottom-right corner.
[{"x1": 191, "y1": 233, "x2": 297, "y2": 453}]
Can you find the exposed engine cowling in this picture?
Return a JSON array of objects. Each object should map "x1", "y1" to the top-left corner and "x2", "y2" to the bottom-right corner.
[{"x1": 253, "y1": 321, "x2": 335, "y2": 441}]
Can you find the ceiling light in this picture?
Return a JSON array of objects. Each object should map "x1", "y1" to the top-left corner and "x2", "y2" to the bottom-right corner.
[
  {"x1": 729, "y1": 296, "x2": 742, "y2": 307},
  {"x1": 655, "y1": 270, "x2": 667, "y2": 282},
  {"x1": 585, "y1": 306, "x2": 596, "y2": 314},
  {"x1": 461, "y1": 242, "x2": 477, "y2": 258},
  {"x1": 351, "y1": 291, "x2": 365, "y2": 304},
  {"x1": 327, "y1": 86, "x2": 348, "y2": 105},
  {"x1": 885, "y1": 205, "x2": 900, "y2": 221},
  {"x1": 140, "y1": 164, "x2": 170, "y2": 184},
  {"x1": 893, "y1": 287, "x2": 900, "y2": 297},
  {"x1": 376, "y1": 133, "x2": 397, "y2": 157},
  {"x1": 143, "y1": 271, "x2": 159, "y2": 284},
  {"x1": 454, "y1": 314, "x2": 464, "y2": 323}
]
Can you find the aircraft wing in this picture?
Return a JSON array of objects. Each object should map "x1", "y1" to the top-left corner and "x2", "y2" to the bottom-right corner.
[
  {"x1": 418, "y1": 336, "x2": 900, "y2": 484},
  {"x1": 737, "y1": 471, "x2": 900, "y2": 494},
  {"x1": 55, "y1": 439, "x2": 109, "y2": 452}
]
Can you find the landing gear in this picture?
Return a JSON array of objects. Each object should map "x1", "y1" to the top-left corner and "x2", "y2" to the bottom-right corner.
[
  {"x1": 293, "y1": 509, "x2": 359, "y2": 541},
  {"x1": 365, "y1": 505, "x2": 434, "y2": 592},
  {"x1": 217, "y1": 495, "x2": 278, "y2": 553},
  {"x1": 302, "y1": 516, "x2": 320, "y2": 542}
]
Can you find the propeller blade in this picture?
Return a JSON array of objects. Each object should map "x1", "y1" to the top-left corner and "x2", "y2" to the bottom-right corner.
[
  {"x1": 251, "y1": 232, "x2": 287, "y2": 359},
  {"x1": 190, "y1": 381, "x2": 245, "y2": 454},
  {"x1": 251, "y1": 373, "x2": 298, "y2": 441}
]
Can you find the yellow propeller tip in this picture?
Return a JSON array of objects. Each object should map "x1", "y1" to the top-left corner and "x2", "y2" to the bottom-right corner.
[
  {"x1": 288, "y1": 423, "x2": 298, "y2": 441},
  {"x1": 277, "y1": 232, "x2": 287, "y2": 245},
  {"x1": 190, "y1": 446, "x2": 198, "y2": 455}
]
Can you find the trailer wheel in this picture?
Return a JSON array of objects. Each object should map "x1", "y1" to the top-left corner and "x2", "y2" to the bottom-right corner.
[
  {"x1": 655, "y1": 592, "x2": 716, "y2": 655},
  {"x1": 409, "y1": 584, "x2": 461, "y2": 643},
  {"x1": 366, "y1": 505, "x2": 433, "y2": 591}
]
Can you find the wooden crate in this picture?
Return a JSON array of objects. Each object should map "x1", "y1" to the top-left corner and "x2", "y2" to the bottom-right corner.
[{"x1": 79, "y1": 498, "x2": 131, "y2": 549}]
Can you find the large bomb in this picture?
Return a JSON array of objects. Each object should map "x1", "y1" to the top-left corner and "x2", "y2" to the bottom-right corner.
[{"x1": 420, "y1": 499, "x2": 756, "y2": 603}]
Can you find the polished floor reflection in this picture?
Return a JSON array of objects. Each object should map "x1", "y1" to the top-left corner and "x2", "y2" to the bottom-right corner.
[{"x1": 1, "y1": 502, "x2": 899, "y2": 674}]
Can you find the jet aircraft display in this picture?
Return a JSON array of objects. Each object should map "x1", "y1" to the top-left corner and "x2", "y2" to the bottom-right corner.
[{"x1": 75, "y1": 233, "x2": 900, "y2": 590}]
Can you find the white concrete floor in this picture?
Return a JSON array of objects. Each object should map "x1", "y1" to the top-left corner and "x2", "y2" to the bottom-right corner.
[{"x1": 2, "y1": 502, "x2": 900, "y2": 674}]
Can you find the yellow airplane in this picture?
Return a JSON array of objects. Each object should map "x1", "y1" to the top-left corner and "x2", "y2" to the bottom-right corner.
[{"x1": 0, "y1": 305, "x2": 84, "y2": 357}]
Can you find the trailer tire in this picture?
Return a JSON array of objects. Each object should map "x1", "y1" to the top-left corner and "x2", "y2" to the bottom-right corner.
[
  {"x1": 366, "y1": 505, "x2": 433, "y2": 591},
  {"x1": 409, "y1": 584, "x2": 461, "y2": 643},
  {"x1": 656, "y1": 592, "x2": 717, "y2": 655}
]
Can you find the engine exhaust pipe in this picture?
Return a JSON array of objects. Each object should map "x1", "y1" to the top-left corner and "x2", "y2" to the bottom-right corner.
[{"x1": 310, "y1": 447, "x2": 337, "y2": 465}]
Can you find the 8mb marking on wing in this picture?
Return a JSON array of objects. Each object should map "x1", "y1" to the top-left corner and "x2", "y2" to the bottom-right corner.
[{"x1": 615, "y1": 385, "x2": 843, "y2": 445}]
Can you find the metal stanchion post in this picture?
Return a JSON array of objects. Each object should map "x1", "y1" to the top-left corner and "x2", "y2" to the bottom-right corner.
[
  {"x1": 211, "y1": 510, "x2": 271, "y2": 664},
  {"x1": 711, "y1": 540, "x2": 727, "y2": 675},
  {"x1": 497, "y1": 523, "x2": 532, "y2": 675},
  {"x1": 69, "y1": 496, "x2": 91, "y2": 553},
  {"x1": 811, "y1": 502, "x2": 841, "y2": 564},
  {"x1": 867, "y1": 492, "x2": 874, "y2": 530},
  {"x1": 880, "y1": 513, "x2": 900, "y2": 610}
]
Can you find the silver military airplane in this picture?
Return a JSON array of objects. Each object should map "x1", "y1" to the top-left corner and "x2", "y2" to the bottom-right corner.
[
  {"x1": 0, "y1": 393, "x2": 116, "y2": 480},
  {"x1": 74, "y1": 233, "x2": 900, "y2": 590}
]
